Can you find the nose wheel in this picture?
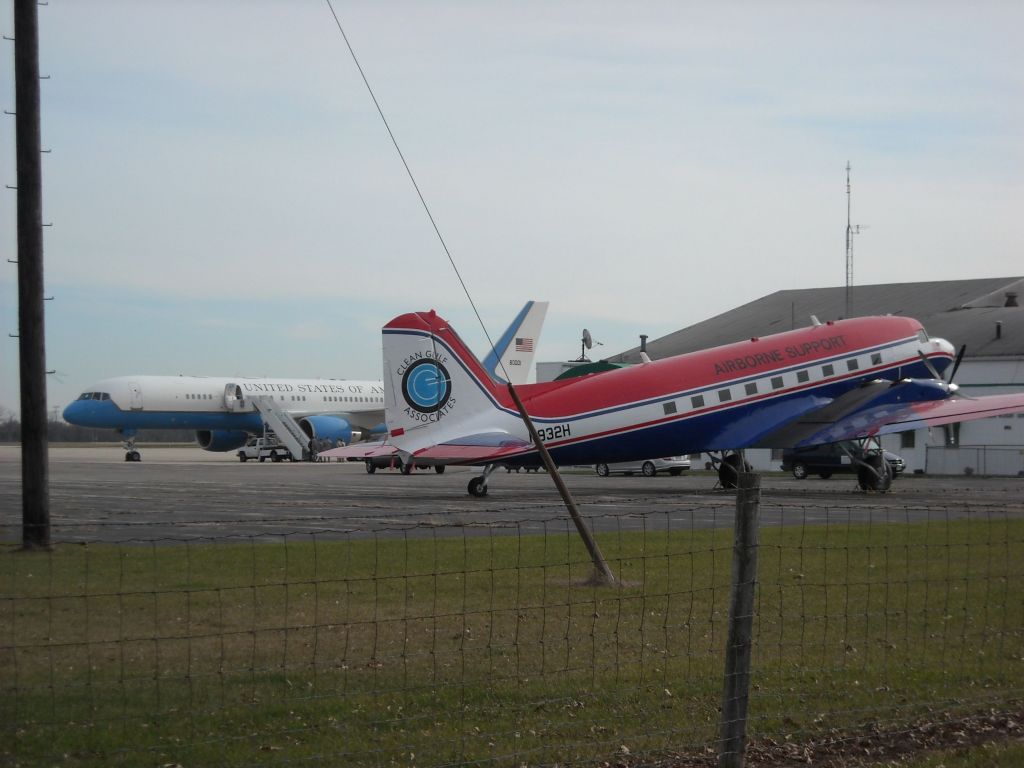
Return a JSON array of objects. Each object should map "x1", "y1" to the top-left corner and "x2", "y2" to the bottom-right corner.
[{"x1": 121, "y1": 432, "x2": 141, "y2": 462}]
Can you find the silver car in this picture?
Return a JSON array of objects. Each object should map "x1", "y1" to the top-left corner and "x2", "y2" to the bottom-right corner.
[{"x1": 595, "y1": 456, "x2": 691, "y2": 477}]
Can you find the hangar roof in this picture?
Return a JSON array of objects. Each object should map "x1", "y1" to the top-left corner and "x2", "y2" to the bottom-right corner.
[{"x1": 609, "y1": 276, "x2": 1024, "y2": 363}]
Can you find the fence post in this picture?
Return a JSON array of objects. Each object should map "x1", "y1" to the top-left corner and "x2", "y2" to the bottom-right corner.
[{"x1": 718, "y1": 471, "x2": 761, "y2": 767}]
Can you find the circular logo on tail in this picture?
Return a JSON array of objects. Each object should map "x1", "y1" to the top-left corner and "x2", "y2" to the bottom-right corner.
[{"x1": 401, "y1": 359, "x2": 452, "y2": 413}]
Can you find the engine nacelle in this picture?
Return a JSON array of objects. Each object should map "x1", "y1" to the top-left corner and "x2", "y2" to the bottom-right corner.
[
  {"x1": 195, "y1": 429, "x2": 249, "y2": 452},
  {"x1": 299, "y1": 415, "x2": 358, "y2": 448}
]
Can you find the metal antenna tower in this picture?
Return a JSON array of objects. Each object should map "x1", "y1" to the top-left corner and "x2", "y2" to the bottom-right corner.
[
  {"x1": 843, "y1": 162, "x2": 866, "y2": 318},
  {"x1": 845, "y1": 162, "x2": 853, "y2": 318}
]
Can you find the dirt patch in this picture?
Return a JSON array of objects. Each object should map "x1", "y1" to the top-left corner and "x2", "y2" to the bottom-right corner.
[{"x1": 605, "y1": 707, "x2": 1024, "y2": 767}]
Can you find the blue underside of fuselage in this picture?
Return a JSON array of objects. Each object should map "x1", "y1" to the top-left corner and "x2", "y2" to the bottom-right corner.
[
  {"x1": 62, "y1": 400, "x2": 388, "y2": 437},
  {"x1": 62, "y1": 401, "x2": 267, "y2": 433}
]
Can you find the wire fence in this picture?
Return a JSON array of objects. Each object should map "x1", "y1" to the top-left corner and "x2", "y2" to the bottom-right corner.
[{"x1": 2, "y1": 500, "x2": 1022, "y2": 766}]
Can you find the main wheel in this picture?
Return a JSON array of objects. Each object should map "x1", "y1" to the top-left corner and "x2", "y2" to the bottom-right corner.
[
  {"x1": 857, "y1": 453, "x2": 893, "y2": 492},
  {"x1": 718, "y1": 453, "x2": 750, "y2": 489},
  {"x1": 792, "y1": 463, "x2": 808, "y2": 480},
  {"x1": 468, "y1": 477, "x2": 488, "y2": 497},
  {"x1": 434, "y1": 466, "x2": 446, "y2": 474},
  {"x1": 364, "y1": 462, "x2": 376, "y2": 474},
  {"x1": 642, "y1": 461, "x2": 657, "y2": 477},
  {"x1": 596, "y1": 463, "x2": 610, "y2": 477},
  {"x1": 400, "y1": 461, "x2": 413, "y2": 475}
]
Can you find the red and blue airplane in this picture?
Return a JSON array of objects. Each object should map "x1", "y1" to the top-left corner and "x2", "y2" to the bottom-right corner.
[{"x1": 326, "y1": 309, "x2": 1024, "y2": 496}]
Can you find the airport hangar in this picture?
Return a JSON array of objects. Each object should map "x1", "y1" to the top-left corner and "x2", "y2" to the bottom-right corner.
[{"x1": 538, "y1": 276, "x2": 1024, "y2": 476}]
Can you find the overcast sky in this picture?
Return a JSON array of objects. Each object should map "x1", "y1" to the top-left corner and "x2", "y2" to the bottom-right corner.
[{"x1": 2, "y1": 1, "x2": 1021, "y2": 414}]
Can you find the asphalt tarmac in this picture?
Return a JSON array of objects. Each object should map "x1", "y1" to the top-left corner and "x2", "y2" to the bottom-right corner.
[{"x1": 2, "y1": 445, "x2": 1022, "y2": 544}]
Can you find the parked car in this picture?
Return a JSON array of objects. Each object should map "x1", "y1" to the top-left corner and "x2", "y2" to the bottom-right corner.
[
  {"x1": 781, "y1": 442, "x2": 905, "y2": 480},
  {"x1": 595, "y1": 456, "x2": 691, "y2": 477},
  {"x1": 237, "y1": 436, "x2": 294, "y2": 463}
]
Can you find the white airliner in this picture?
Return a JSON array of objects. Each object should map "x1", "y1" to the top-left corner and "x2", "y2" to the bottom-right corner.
[{"x1": 62, "y1": 301, "x2": 548, "y2": 461}]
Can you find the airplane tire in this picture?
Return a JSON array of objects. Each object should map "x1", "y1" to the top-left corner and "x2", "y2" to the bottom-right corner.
[
  {"x1": 596, "y1": 463, "x2": 610, "y2": 477},
  {"x1": 434, "y1": 466, "x2": 446, "y2": 474},
  {"x1": 124, "y1": 453, "x2": 132, "y2": 462},
  {"x1": 718, "y1": 453, "x2": 750, "y2": 489},
  {"x1": 365, "y1": 462, "x2": 376, "y2": 474},
  {"x1": 259, "y1": 456, "x2": 266, "y2": 463},
  {"x1": 468, "y1": 477, "x2": 488, "y2": 497},
  {"x1": 792, "y1": 463, "x2": 808, "y2": 480},
  {"x1": 642, "y1": 461, "x2": 657, "y2": 477},
  {"x1": 400, "y1": 462, "x2": 413, "y2": 475},
  {"x1": 857, "y1": 454, "x2": 893, "y2": 492}
]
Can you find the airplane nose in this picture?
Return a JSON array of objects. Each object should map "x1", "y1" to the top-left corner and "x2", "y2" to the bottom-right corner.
[{"x1": 62, "y1": 401, "x2": 83, "y2": 423}]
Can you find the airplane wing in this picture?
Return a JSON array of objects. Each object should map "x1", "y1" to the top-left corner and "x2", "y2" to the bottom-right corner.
[
  {"x1": 789, "y1": 391, "x2": 1024, "y2": 447},
  {"x1": 749, "y1": 383, "x2": 1024, "y2": 449}
]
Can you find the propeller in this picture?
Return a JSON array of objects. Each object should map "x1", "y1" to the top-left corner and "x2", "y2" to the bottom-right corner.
[
  {"x1": 947, "y1": 343, "x2": 966, "y2": 384},
  {"x1": 916, "y1": 343, "x2": 970, "y2": 397}
]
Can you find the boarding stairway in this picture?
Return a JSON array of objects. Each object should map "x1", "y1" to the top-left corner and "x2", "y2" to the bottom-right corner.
[{"x1": 251, "y1": 396, "x2": 309, "y2": 461}]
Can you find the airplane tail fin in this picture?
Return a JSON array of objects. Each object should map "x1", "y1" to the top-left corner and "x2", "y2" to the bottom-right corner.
[
  {"x1": 382, "y1": 310, "x2": 516, "y2": 455},
  {"x1": 482, "y1": 300, "x2": 549, "y2": 385}
]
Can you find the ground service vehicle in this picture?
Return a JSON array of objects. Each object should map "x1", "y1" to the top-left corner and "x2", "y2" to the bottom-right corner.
[
  {"x1": 595, "y1": 456, "x2": 691, "y2": 477},
  {"x1": 237, "y1": 437, "x2": 294, "y2": 463}
]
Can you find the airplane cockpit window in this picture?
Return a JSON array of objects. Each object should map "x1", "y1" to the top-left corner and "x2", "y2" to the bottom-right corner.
[
  {"x1": 78, "y1": 392, "x2": 93, "y2": 400},
  {"x1": 917, "y1": 330, "x2": 929, "y2": 343},
  {"x1": 99, "y1": 393, "x2": 110, "y2": 400}
]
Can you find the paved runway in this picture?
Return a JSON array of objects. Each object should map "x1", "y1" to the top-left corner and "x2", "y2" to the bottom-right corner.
[{"x1": 2, "y1": 445, "x2": 1022, "y2": 544}]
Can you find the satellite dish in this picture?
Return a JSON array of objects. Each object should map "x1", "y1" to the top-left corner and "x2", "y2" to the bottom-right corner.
[{"x1": 575, "y1": 328, "x2": 601, "y2": 362}]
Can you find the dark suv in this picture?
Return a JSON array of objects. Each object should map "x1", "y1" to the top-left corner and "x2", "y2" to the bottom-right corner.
[{"x1": 781, "y1": 442, "x2": 905, "y2": 480}]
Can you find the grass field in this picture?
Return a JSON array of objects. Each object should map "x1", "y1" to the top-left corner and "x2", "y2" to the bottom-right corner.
[{"x1": 2, "y1": 512, "x2": 1022, "y2": 766}]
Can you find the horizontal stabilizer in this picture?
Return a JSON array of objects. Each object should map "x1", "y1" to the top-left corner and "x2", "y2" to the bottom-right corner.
[{"x1": 319, "y1": 442, "x2": 396, "y2": 460}]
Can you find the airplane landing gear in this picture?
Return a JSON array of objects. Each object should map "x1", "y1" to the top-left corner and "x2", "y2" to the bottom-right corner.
[
  {"x1": 849, "y1": 439, "x2": 893, "y2": 492},
  {"x1": 711, "y1": 451, "x2": 750, "y2": 489},
  {"x1": 121, "y1": 432, "x2": 141, "y2": 462},
  {"x1": 467, "y1": 464, "x2": 497, "y2": 497}
]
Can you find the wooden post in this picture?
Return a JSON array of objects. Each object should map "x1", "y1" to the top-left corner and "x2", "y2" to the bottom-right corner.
[
  {"x1": 14, "y1": 0, "x2": 51, "y2": 550},
  {"x1": 506, "y1": 384, "x2": 616, "y2": 586},
  {"x1": 718, "y1": 471, "x2": 761, "y2": 767}
]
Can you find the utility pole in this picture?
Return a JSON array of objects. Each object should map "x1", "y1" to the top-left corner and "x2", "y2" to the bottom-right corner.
[{"x1": 14, "y1": 0, "x2": 51, "y2": 549}]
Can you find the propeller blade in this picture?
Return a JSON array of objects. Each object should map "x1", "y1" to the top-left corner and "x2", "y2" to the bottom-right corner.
[
  {"x1": 947, "y1": 344, "x2": 966, "y2": 384},
  {"x1": 916, "y1": 351, "x2": 942, "y2": 381}
]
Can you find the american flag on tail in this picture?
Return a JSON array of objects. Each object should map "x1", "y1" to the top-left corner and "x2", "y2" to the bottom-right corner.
[{"x1": 515, "y1": 337, "x2": 534, "y2": 352}]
